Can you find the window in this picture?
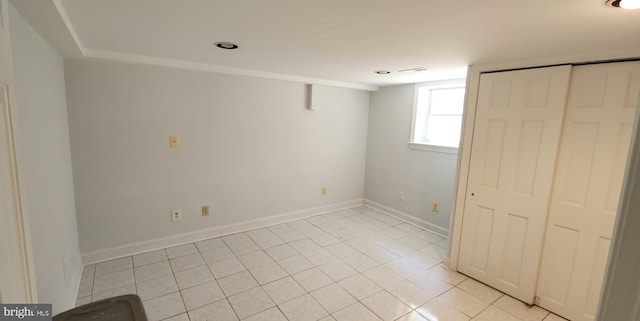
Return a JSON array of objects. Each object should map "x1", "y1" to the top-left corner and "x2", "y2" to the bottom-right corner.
[{"x1": 410, "y1": 79, "x2": 466, "y2": 153}]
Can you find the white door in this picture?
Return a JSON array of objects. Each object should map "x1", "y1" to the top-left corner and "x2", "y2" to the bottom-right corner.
[
  {"x1": 458, "y1": 65, "x2": 571, "y2": 303},
  {"x1": 536, "y1": 61, "x2": 640, "y2": 321}
]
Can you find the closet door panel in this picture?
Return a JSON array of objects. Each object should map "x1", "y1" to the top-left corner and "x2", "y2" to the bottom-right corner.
[
  {"x1": 458, "y1": 65, "x2": 571, "y2": 303},
  {"x1": 536, "y1": 61, "x2": 640, "y2": 321}
]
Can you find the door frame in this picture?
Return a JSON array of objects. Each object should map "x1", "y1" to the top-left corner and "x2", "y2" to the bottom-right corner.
[
  {"x1": 448, "y1": 53, "x2": 640, "y2": 320},
  {"x1": 0, "y1": 0, "x2": 37, "y2": 304}
]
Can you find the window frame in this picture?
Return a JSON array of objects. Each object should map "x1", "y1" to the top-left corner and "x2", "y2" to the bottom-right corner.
[{"x1": 409, "y1": 78, "x2": 466, "y2": 154}]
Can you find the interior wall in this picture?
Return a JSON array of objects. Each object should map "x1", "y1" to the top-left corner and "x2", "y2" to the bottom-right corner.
[
  {"x1": 364, "y1": 84, "x2": 458, "y2": 234},
  {"x1": 64, "y1": 60, "x2": 370, "y2": 255},
  {"x1": 9, "y1": 4, "x2": 81, "y2": 313}
]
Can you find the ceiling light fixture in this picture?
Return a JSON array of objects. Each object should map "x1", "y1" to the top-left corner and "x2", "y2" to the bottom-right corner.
[
  {"x1": 214, "y1": 41, "x2": 239, "y2": 49},
  {"x1": 375, "y1": 70, "x2": 391, "y2": 74},
  {"x1": 399, "y1": 67, "x2": 428, "y2": 73},
  {"x1": 607, "y1": 0, "x2": 640, "y2": 9}
]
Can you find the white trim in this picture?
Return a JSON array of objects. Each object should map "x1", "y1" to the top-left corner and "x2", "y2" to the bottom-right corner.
[
  {"x1": 363, "y1": 199, "x2": 449, "y2": 238},
  {"x1": 81, "y1": 199, "x2": 364, "y2": 264},
  {"x1": 51, "y1": 0, "x2": 85, "y2": 56},
  {"x1": 408, "y1": 142, "x2": 458, "y2": 154}
]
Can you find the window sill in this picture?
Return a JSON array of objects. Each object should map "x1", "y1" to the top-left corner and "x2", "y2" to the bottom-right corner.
[{"x1": 408, "y1": 142, "x2": 458, "y2": 155}]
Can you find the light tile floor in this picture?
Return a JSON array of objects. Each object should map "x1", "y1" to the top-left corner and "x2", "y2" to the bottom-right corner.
[{"x1": 76, "y1": 206, "x2": 568, "y2": 321}]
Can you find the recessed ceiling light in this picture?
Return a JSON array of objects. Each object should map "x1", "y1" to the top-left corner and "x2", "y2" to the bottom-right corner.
[
  {"x1": 399, "y1": 67, "x2": 428, "y2": 73},
  {"x1": 375, "y1": 70, "x2": 391, "y2": 74},
  {"x1": 607, "y1": 0, "x2": 640, "y2": 9},
  {"x1": 214, "y1": 41, "x2": 239, "y2": 49}
]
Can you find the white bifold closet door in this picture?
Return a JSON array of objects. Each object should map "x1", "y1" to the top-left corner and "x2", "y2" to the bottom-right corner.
[
  {"x1": 536, "y1": 61, "x2": 640, "y2": 321},
  {"x1": 458, "y1": 65, "x2": 572, "y2": 303}
]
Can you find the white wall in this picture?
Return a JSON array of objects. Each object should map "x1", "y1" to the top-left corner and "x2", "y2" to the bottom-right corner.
[
  {"x1": 364, "y1": 84, "x2": 458, "y2": 234},
  {"x1": 64, "y1": 60, "x2": 370, "y2": 255},
  {"x1": 9, "y1": 4, "x2": 81, "y2": 313}
]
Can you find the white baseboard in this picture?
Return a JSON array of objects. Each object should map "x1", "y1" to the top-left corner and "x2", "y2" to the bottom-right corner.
[
  {"x1": 363, "y1": 199, "x2": 449, "y2": 237},
  {"x1": 81, "y1": 199, "x2": 364, "y2": 264},
  {"x1": 67, "y1": 265, "x2": 82, "y2": 310}
]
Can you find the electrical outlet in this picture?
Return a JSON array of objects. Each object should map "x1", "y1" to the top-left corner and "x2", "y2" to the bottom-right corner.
[
  {"x1": 321, "y1": 186, "x2": 327, "y2": 196},
  {"x1": 431, "y1": 201, "x2": 440, "y2": 213},
  {"x1": 202, "y1": 205, "x2": 209, "y2": 216},
  {"x1": 171, "y1": 209, "x2": 182, "y2": 222},
  {"x1": 169, "y1": 135, "x2": 180, "y2": 148},
  {"x1": 398, "y1": 190, "x2": 405, "y2": 202}
]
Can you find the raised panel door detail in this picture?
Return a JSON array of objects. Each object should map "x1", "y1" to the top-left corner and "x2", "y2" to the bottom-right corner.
[
  {"x1": 459, "y1": 65, "x2": 571, "y2": 303},
  {"x1": 513, "y1": 120, "x2": 544, "y2": 196},
  {"x1": 536, "y1": 61, "x2": 640, "y2": 321}
]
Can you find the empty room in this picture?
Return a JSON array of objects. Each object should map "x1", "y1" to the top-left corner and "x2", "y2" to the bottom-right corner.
[{"x1": 2, "y1": 1, "x2": 640, "y2": 321}]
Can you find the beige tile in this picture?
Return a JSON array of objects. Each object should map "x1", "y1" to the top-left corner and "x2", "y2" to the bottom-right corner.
[
  {"x1": 248, "y1": 262, "x2": 288, "y2": 285},
  {"x1": 81, "y1": 264, "x2": 96, "y2": 281},
  {"x1": 474, "y1": 306, "x2": 522, "y2": 321},
  {"x1": 543, "y1": 313, "x2": 569, "y2": 321},
  {"x1": 394, "y1": 311, "x2": 429, "y2": 321},
  {"x1": 332, "y1": 302, "x2": 383, "y2": 321},
  {"x1": 133, "y1": 250, "x2": 167, "y2": 267},
  {"x1": 227, "y1": 239, "x2": 261, "y2": 256},
  {"x1": 416, "y1": 300, "x2": 470, "y2": 321},
  {"x1": 136, "y1": 274, "x2": 178, "y2": 301},
  {"x1": 180, "y1": 280, "x2": 225, "y2": 311},
  {"x1": 325, "y1": 243, "x2": 358, "y2": 259},
  {"x1": 93, "y1": 269, "x2": 135, "y2": 294},
  {"x1": 135, "y1": 260, "x2": 172, "y2": 283},
  {"x1": 242, "y1": 307, "x2": 287, "y2": 321},
  {"x1": 310, "y1": 283, "x2": 357, "y2": 313},
  {"x1": 262, "y1": 277, "x2": 306, "y2": 304},
  {"x1": 457, "y1": 278, "x2": 503, "y2": 303},
  {"x1": 386, "y1": 280, "x2": 432, "y2": 309},
  {"x1": 492, "y1": 296, "x2": 549, "y2": 321},
  {"x1": 77, "y1": 278, "x2": 93, "y2": 298},
  {"x1": 423, "y1": 264, "x2": 468, "y2": 285},
  {"x1": 265, "y1": 244, "x2": 298, "y2": 261},
  {"x1": 238, "y1": 250, "x2": 274, "y2": 269},
  {"x1": 209, "y1": 257, "x2": 246, "y2": 279},
  {"x1": 362, "y1": 265, "x2": 404, "y2": 289},
  {"x1": 175, "y1": 265, "x2": 214, "y2": 290},
  {"x1": 188, "y1": 299, "x2": 238, "y2": 321},
  {"x1": 384, "y1": 257, "x2": 423, "y2": 279},
  {"x1": 75, "y1": 296, "x2": 91, "y2": 307},
  {"x1": 408, "y1": 270, "x2": 454, "y2": 298},
  {"x1": 319, "y1": 261, "x2": 358, "y2": 282},
  {"x1": 217, "y1": 271, "x2": 259, "y2": 296},
  {"x1": 433, "y1": 288, "x2": 489, "y2": 318},
  {"x1": 165, "y1": 244, "x2": 198, "y2": 259},
  {"x1": 290, "y1": 239, "x2": 322, "y2": 252},
  {"x1": 342, "y1": 253, "x2": 378, "y2": 272},
  {"x1": 92, "y1": 284, "x2": 136, "y2": 302},
  {"x1": 338, "y1": 274, "x2": 382, "y2": 300},
  {"x1": 161, "y1": 313, "x2": 189, "y2": 321},
  {"x1": 143, "y1": 292, "x2": 186, "y2": 321},
  {"x1": 278, "y1": 294, "x2": 328, "y2": 321},
  {"x1": 278, "y1": 254, "x2": 314, "y2": 275},
  {"x1": 361, "y1": 291, "x2": 411, "y2": 321},
  {"x1": 222, "y1": 233, "x2": 251, "y2": 245},
  {"x1": 227, "y1": 287, "x2": 275, "y2": 319},
  {"x1": 201, "y1": 246, "x2": 235, "y2": 264},
  {"x1": 195, "y1": 237, "x2": 225, "y2": 251},
  {"x1": 292, "y1": 267, "x2": 333, "y2": 292},
  {"x1": 95, "y1": 257, "x2": 133, "y2": 276},
  {"x1": 302, "y1": 248, "x2": 338, "y2": 266},
  {"x1": 169, "y1": 253, "x2": 205, "y2": 272}
]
